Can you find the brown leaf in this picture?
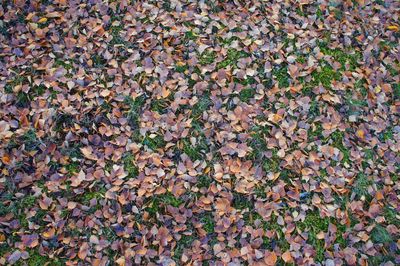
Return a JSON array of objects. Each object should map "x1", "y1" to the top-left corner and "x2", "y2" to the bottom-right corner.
[
  {"x1": 78, "y1": 242, "x2": 89, "y2": 260},
  {"x1": 8, "y1": 250, "x2": 22, "y2": 265},
  {"x1": 21, "y1": 234, "x2": 39, "y2": 248}
]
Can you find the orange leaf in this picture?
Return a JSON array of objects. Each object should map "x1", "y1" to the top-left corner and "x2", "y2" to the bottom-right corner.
[
  {"x1": 264, "y1": 251, "x2": 277, "y2": 266},
  {"x1": 78, "y1": 242, "x2": 89, "y2": 260},
  {"x1": 387, "y1": 25, "x2": 399, "y2": 31},
  {"x1": 356, "y1": 129, "x2": 365, "y2": 140},
  {"x1": 282, "y1": 251, "x2": 293, "y2": 263},
  {"x1": 1, "y1": 154, "x2": 11, "y2": 165}
]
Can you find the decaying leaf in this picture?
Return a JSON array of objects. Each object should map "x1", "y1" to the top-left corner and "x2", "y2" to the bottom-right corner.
[{"x1": 0, "y1": 0, "x2": 399, "y2": 265}]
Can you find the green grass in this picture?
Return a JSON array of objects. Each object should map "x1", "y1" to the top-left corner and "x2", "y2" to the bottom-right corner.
[
  {"x1": 0, "y1": 244, "x2": 12, "y2": 261},
  {"x1": 346, "y1": 91, "x2": 368, "y2": 108},
  {"x1": 109, "y1": 23, "x2": 125, "y2": 46},
  {"x1": 91, "y1": 54, "x2": 107, "y2": 67},
  {"x1": 15, "y1": 92, "x2": 31, "y2": 108},
  {"x1": 312, "y1": 64, "x2": 341, "y2": 88},
  {"x1": 200, "y1": 212, "x2": 215, "y2": 233},
  {"x1": 262, "y1": 149, "x2": 281, "y2": 173},
  {"x1": 30, "y1": 209, "x2": 48, "y2": 226},
  {"x1": 65, "y1": 161, "x2": 80, "y2": 176},
  {"x1": 124, "y1": 95, "x2": 146, "y2": 128},
  {"x1": 175, "y1": 64, "x2": 189, "y2": 73},
  {"x1": 184, "y1": 30, "x2": 197, "y2": 41},
  {"x1": 232, "y1": 192, "x2": 252, "y2": 210},
  {"x1": 15, "y1": 250, "x2": 65, "y2": 266},
  {"x1": 31, "y1": 84, "x2": 47, "y2": 97},
  {"x1": 196, "y1": 175, "x2": 213, "y2": 189},
  {"x1": 143, "y1": 134, "x2": 165, "y2": 150},
  {"x1": 253, "y1": 186, "x2": 267, "y2": 199},
  {"x1": 0, "y1": 194, "x2": 37, "y2": 227},
  {"x1": 236, "y1": 77, "x2": 256, "y2": 86},
  {"x1": 122, "y1": 153, "x2": 138, "y2": 178},
  {"x1": 181, "y1": 138, "x2": 208, "y2": 161},
  {"x1": 150, "y1": 98, "x2": 169, "y2": 114},
  {"x1": 371, "y1": 225, "x2": 392, "y2": 244},
  {"x1": 272, "y1": 65, "x2": 290, "y2": 88},
  {"x1": 239, "y1": 88, "x2": 256, "y2": 103},
  {"x1": 362, "y1": 149, "x2": 375, "y2": 169},
  {"x1": 145, "y1": 192, "x2": 185, "y2": 215},
  {"x1": 100, "y1": 101, "x2": 112, "y2": 113},
  {"x1": 20, "y1": 129, "x2": 41, "y2": 152},
  {"x1": 217, "y1": 36, "x2": 241, "y2": 46},
  {"x1": 53, "y1": 113, "x2": 74, "y2": 132},
  {"x1": 173, "y1": 234, "x2": 196, "y2": 262},
  {"x1": 379, "y1": 127, "x2": 394, "y2": 142},
  {"x1": 217, "y1": 48, "x2": 249, "y2": 69},
  {"x1": 301, "y1": 214, "x2": 327, "y2": 261},
  {"x1": 76, "y1": 187, "x2": 106, "y2": 205},
  {"x1": 329, "y1": 131, "x2": 350, "y2": 164},
  {"x1": 102, "y1": 227, "x2": 118, "y2": 242},
  {"x1": 61, "y1": 142, "x2": 83, "y2": 160},
  {"x1": 246, "y1": 124, "x2": 269, "y2": 161},
  {"x1": 319, "y1": 42, "x2": 361, "y2": 71},
  {"x1": 5, "y1": 74, "x2": 27, "y2": 96},
  {"x1": 191, "y1": 95, "x2": 212, "y2": 118},
  {"x1": 296, "y1": 54, "x2": 306, "y2": 64},
  {"x1": 353, "y1": 173, "x2": 373, "y2": 200},
  {"x1": 259, "y1": 215, "x2": 291, "y2": 251},
  {"x1": 297, "y1": 211, "x2": 347, "y2": 262},
  {"x1": 307, "y1": 123, "x2": 324, "y2": 142},
  {"x1": 383, "y1": 206, "x2": 400, "y2": 226},
  {"x1": 54, "y1": 58, "x2": 73, "y2": 70},
  {"x1": 199, "y1": 51, "x2": 216, "y2": 65},
  {"x1": 309, "y1": 99, "x2": 320, "y2": 117},
  {"x1": 393, "y1": 83, "x2": 400, "y2": 100}
]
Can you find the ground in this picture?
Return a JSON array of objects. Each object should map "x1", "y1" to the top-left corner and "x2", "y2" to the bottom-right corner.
[{"x1": 0, "y1": 0, "x2": 399, "y2": 265}]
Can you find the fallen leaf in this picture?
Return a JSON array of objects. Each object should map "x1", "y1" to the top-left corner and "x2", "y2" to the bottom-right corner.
[{"x1": 264, "y1": 251, "x2": 277, "y2": 266}]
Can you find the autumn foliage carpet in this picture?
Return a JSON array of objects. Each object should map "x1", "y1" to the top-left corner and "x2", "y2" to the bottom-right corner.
[{"x1": 0, "y1": 0, "x2": 400, "y2": 265}]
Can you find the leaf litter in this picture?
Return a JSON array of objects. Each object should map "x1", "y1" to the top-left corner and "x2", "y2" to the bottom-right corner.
[{"x1": 0, "y1": 0, "x2": 399, "y2": 265}]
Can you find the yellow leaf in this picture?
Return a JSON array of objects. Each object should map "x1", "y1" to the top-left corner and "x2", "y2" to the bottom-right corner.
[
  {"x1": 38, "y1": 17, "x2": 48, "y2": 23},
  {"x1": 116, "y1": 257, "x2": 126, "y2": 266},
  {"x1": 387, "y1": 25, "x2": 399, "y2": 31},
  {"x1": 316, "y1": 231, "x2": 325, "y2": 239},
  {"x1": 42, "y1": 228, "x2": 55, "y2": 239},
  {"x1": 161, "y1": 87, "x2": 170, "y2": 98},
  {"x1": 100, "y1": 89, "x2": 111, "y2": 97},
  {"x1": 356, "y1": 129, "x2": 365, "y2": 140},
  {"x1": 204, "y1": 166, "x2": 211, "y2": 174}
]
